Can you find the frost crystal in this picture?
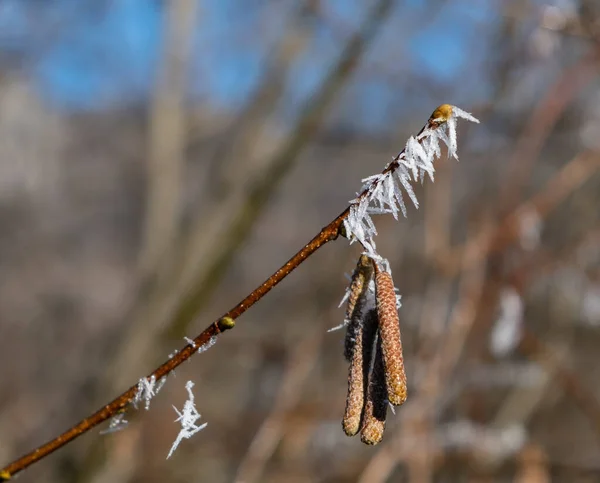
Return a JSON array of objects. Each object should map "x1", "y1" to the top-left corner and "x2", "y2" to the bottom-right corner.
[
  {"x1": 167, "y1": 380, "x2": 207, "y2": 459},
  {"x1": 100, "y1": 413, "x2": 129, "y2": 435},
  {"x1": 155, "y1": 375, "x2": 168, "y2": 394},
  {"x1": 197, "y1": 335, "x2": 217, "y2": 354},
  {"x1": 134, "y1": 375, "x2": 158, "y2": 410},
  {"x1": 343, "y1": 105, "x2": 479, "y2": 259},
  {"x1": 185, "y1": 335, "x2": 217, "y2": 354}
]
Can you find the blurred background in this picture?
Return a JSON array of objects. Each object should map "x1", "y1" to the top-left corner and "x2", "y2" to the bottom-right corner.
[{"x1": 0, "y1": 0, "x2": 599, "y2": 482}]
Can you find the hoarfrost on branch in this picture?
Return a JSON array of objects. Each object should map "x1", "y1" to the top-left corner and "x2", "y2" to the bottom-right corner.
[{"x1": 167, "y1": 380, "x2": 207, "y2": 459}]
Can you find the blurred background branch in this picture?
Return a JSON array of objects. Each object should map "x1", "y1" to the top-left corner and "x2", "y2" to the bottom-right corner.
[{"x1": 138, "y1": 0, "x2": 198, "y2": 278}]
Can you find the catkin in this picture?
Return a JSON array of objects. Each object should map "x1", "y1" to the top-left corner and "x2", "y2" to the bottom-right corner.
[
  {"x1": 344, "y1": 255, "x2": 374, "y2": 362},
  {"x1": 342, "y1": 299, "x2": 377, "y2": 436},
  {"x1": 360, "y1": 334, "x2": 388, "y2": 445},
  {"x1": 375, "y1": 269, "x2": 407, "y2": 406}
]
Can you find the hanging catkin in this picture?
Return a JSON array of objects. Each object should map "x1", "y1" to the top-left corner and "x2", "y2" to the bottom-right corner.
[
  {"x1": 342, "y1": 256, "x2": 374, "y2": 436},
  {"x1": 375, "y1": 268, "x2": 407, "y2": 406},
  {"x1": 343, "y1": 255, "x2": 374, "y2": 362},
  {"x1": 360, "y1": 328, "x2": 388, "y2": 445}
]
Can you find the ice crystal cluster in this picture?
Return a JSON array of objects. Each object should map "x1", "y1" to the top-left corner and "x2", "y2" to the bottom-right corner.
[
  {"x1": 343, "y1": 104, "x2": 479, "y2": 262},
  {"x1": 133, "y1": 374, "x2": 169, "y2": 411},
  {"x1": 103, "y1": 335, "x2": 217, "y2": 450},
  {"x1": 167, "y1": 380, "x2": 207, "y2": 459}
]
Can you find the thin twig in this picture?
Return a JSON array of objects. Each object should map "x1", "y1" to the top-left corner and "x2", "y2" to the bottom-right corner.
[{"x1": 0, "y1": 85, "x2": 465, "y2": 483}]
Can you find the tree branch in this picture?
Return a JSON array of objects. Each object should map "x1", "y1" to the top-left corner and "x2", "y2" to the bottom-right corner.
[{"x1": 0, "y1": 99, "x2": 463, "y2": 480}]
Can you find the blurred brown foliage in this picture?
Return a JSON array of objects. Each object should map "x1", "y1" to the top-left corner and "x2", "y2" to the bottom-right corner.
[{"x1": 1, "y1": 1, "x2": 600, "y2": 482}]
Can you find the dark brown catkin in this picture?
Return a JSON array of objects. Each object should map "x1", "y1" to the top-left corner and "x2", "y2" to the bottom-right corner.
[
  {"x1": 375, "y1": 269, "x2": 407, "y2": 406},
  {"x1": 342, "y1": 286, "x2": 377, "y2": 436},
  {"x1": 344, "y1": 255, "x2": 374, "y2": 362},
  {"x1": 360, "y1": 333, "x2": 388, "y2": 445}
]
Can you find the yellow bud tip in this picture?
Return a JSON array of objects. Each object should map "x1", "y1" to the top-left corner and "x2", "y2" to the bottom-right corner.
[
  {"x1": 217, "y1": 316, "x2": 236, "y2": 331},
  {"x1": 0, "y1": 470, "x2": 11, "y2": 480},
  {"x1": 430, "y1": 104, "x2": 453, "y2": 123}
]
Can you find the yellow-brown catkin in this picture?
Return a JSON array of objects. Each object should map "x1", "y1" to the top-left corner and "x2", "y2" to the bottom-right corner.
[
  {"x1": 360, "y1": 335, "x2": 388, "y2": 445},
  {"x1": 343, "y1": 255, "x2": 374, "y2": 362},
  {"x1": 375, "y1": 269, "x2": 407, "y2": 406},
  {"x1": 342, "y1": 307, "x2": 377, "y2": 437}
]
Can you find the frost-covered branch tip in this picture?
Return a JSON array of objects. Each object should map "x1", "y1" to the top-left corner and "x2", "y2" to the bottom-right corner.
[
  {"x1": 343, "y1": 104, "x2": 479, "y2": 259},
  {"x1": 167, "y1": 380, "x2": 207, "y2": 459}
]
